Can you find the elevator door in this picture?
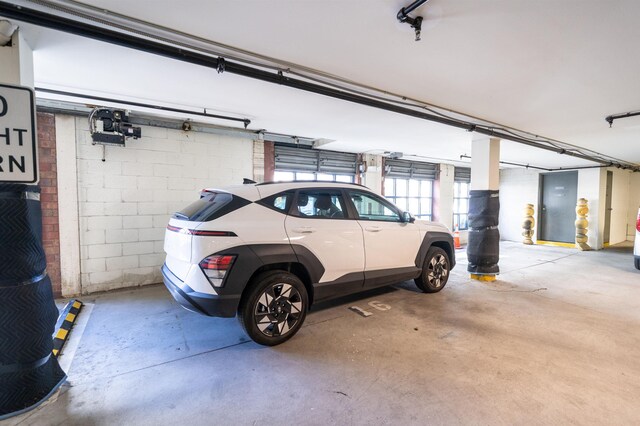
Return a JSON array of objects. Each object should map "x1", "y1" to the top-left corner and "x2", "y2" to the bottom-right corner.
[{"x1": 539, "y1": 172, "x2": 578, "y2": 243}]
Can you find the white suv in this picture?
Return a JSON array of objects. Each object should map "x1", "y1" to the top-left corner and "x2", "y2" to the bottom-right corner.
[{"x1": 163, "y1": 181, "x2": 455, "y2": 345}]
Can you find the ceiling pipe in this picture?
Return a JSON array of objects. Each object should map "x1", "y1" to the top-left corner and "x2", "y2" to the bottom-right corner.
[
  {"x1": 1, "y1": 1, "x2": 638, "y2": 172},
  {"x1": 605, "y1": 110, "x2": 640, "y2": 127},
  {"x1": 397, "y1": 0, "x2": 428, "y2": 41},
  {"x1": 459, "y1": 155, "x2": 611, "y2": 172},
  {"x1": 35, "y1": 87, "x2": 252, "y2": 128},
  {"x1": 398, "y1": 0, "x2": 429, "y2": 17}
]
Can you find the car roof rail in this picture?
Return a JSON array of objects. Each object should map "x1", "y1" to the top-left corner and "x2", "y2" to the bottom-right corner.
[{"x1": 255, "y1": 180, "x2": 369, "y2": 188}]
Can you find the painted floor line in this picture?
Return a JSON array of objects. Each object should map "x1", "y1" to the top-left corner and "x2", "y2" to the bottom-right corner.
[{"x1": 58, "y1": 303, "x2": 94, "y2": 374}]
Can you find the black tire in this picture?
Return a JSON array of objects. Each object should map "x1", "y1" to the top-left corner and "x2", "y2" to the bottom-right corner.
[
  {"x1": 415, "y1": 246, "x2": 451, "y2": 293},
  {"x1": 635, "y1": 257, "x2": 640, "y2": 271},
  {"x1": 238, "y1": 271, "x2": 308, "y2": 346}
]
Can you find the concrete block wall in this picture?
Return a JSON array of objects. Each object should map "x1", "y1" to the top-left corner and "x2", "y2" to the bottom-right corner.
[
  {"x1": 252, "y1": 140, "x2": 265, "y2": 182},
  {"x1": 74, "y1": 117, "x2": 253, "y2": 293}
]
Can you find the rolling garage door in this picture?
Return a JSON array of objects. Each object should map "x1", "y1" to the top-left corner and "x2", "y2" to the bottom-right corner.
[{"x1": 274, "y1": 144, "x2": 357, "y2": 177}]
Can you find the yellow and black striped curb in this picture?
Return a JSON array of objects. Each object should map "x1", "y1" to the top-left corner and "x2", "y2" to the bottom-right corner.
[{"x1": 52, "y1": 300, "x2": 83, "y2": 358}]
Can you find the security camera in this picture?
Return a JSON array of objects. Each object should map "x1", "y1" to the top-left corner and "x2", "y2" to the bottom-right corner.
[
  {"x1": 0, "y1": 20, "x2": 17, "y2": 46},
  {"x1": 89, "y1": 108, "x2": 141, "y2": 146}
]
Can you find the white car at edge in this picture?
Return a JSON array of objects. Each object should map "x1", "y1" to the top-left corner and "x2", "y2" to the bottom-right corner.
[
  {"x1": 635, "y1": 207, "x2": 640, "y2": 270},
  {"x1": 162, "y1": 181, "x2": 455, "y2": 345}
]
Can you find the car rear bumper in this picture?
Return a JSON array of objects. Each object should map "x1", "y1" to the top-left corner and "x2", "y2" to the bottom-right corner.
[{"x1": 162, "y1": 264, "x2": 239, "y2": 318}]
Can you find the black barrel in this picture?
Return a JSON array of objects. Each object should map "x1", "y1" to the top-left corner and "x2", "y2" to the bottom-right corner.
[
  {"x1": 0, "y1": 184, "x2": 66, "y2": 420},
  {"x1": 467, "y1": 190, "x2": 500, "y2": 274}
]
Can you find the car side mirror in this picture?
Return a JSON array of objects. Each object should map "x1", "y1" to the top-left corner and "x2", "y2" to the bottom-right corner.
[{"x1": 402, "y1": 211, "x2": 415, "y2": 223}]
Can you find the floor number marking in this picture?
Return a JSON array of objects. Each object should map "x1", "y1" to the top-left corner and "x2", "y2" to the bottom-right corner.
[
  {"x1": 368, "y1": 301, "x2": 391, "y2": 311},
  {"x1": 349, "y1": 301, "x2": 391, "y2": 317}
]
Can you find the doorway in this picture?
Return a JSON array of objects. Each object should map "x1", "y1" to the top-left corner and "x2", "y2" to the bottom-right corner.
[{"x1": 539, "y1": 171, "x2": 579, "y2": 243}]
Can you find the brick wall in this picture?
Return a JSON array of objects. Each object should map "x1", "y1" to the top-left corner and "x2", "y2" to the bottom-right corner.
[
  {"x1": 74, "y1": 118, "x2": 254, "y2": 293},
  {"x1": 37, "y1": 112, "x2": 62, "y2": 297},
  {"x1": 263, "y1": 141, "x2": 274, "y2": 182}
]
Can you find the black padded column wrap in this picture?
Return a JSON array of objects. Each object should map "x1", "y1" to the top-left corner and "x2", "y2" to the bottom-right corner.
[
  {"x1": 0, "y1": 184, "x2": 66, "y2": 420},
  {"x1": 466, "y1": 190, "x2": 500, "y2": 274}
]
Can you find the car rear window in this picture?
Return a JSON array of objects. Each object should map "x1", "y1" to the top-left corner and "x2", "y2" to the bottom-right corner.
[
  {"x1": 173, "y1": 192, "x2": 249, "y2": 222},
  {"x1": 258, "y1": 191, "x2": 294, "y2": 214}
]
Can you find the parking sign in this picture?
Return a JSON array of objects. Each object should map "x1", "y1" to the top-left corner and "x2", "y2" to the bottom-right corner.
[{"x1": 0, "y1": 83, "x2": 38, "y2": 183}]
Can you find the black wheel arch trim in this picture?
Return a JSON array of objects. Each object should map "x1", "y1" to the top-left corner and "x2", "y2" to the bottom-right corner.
[
  {"x1": 211, "y1": 243, "x2": 324, "y2": 299},
  {"x1": 415, "y1": 232, "x2": 456, "y2": 270}
]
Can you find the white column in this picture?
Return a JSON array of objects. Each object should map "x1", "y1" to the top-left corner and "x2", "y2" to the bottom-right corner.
[
  {"x1": 0, "y1": 29, "x2": 34, "y2": 87},
  {"x1": 56, "y1": 115, "x2": 82, "y2": 296},
  {"x1": 434, "y1": 163, "x2": 454, "y2": 229},
  {"x1": 469, "y1": 134, "x2": 501, "y2": 281},
  {"x1": 471, "y1": 135, "x2": 500, "y2": 191},
  {"x1": 362, "y1": 154, "x2": 383, "y2": 193},
  {"x1": 577, "y1": 168, "x2": 606, "y2": 250}
]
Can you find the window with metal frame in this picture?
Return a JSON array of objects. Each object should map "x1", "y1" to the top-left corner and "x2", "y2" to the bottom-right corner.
[
  {"x1": 383, "y1": 159, "x2": 438, "y2": 220},
  {"x1": 453, "y1": 167, "x2": 471, "y2": 230},
  {"x1": 274, "y1": 144, "x2": 357, "y2": 183},
  {"x1": 349, "y1": 190, "x2": 401, "y2": 222},
  {"x1": 292, "y1": 190, "x2": 347, "y2": 219}
]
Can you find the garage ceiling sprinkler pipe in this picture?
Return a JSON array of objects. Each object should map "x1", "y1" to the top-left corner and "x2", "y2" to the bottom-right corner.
[
  {"x1": 35, "y1": 87, "x2": 252, "y2": 128},
  {"x1": 605, "y1": 110, "x2": 640, "y2": 127},
  {"x1": 459, "y1": 155, "x2": 610, "y2": 172},
  {"x1": 397, "y1": 0, "x2": 428, "y2": 41},
  {"x1": 1, "y1": 1, "x2": 638, "y2": 172}
]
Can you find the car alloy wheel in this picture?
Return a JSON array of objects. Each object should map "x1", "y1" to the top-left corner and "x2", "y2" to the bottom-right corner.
[
  {"x1": 239, "y1": 271, "x2": 308, "y2": 346},
  {"x1": 415, "y1": 246, "x2": 450, "y2": 293},
  {"x1": 427, "y1": 253, "x2": 448, "y2": 288},
  {"x1": 254, "y1": 283, "x2": 304, "y2": 337}
]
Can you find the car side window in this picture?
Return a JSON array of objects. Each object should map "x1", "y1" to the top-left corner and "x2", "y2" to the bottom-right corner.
[
  {"x1": 293, "y1": 190, "x2": 347, "y2": 219},
  {"x1": 259, "y1": 191, "x2": 293, "y2": 214},
  {"x1": 349, "y1": 191, "x2": 401, "y2": 222}
]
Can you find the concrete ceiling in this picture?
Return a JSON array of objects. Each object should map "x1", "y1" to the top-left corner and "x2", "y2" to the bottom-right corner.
[{"x1": 6, "y1": 0, "x2": 640, "y2": 169}]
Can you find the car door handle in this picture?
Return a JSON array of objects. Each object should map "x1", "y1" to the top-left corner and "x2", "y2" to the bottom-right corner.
[
  {"x1": 365, "y1": 226, "x2": 382, "y2": 232},
  {"x1": 292, "y1": 227, "x2": 316, "y2": 234}
]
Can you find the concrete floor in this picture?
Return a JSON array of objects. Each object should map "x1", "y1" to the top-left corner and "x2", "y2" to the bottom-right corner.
[{"x1": 6, "y1": 241, "x2": 640, "y2": 425}]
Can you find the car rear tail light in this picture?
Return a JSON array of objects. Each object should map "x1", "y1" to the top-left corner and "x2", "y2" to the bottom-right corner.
[
  {"x1": 166, "y1": 225, "x2": 236, "y2": 237},
  {"x1": 636, "y1": 210, "x2": 640, "y2": 232},
  {"x1": 199, "y1": 255, "x2": 236, "y2": 287}
]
